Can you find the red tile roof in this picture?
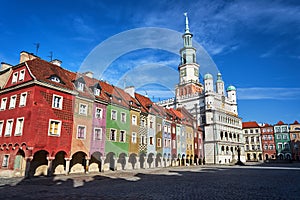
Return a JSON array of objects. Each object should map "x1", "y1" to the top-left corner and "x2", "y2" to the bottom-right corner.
[
  {"x1": 293, "y1": 120, "x2": 299, "y2": 125},
  {"x1": 276, "y1": 121, "x2": 285, "y2": 125},
  {"x1": 135, "y1": 93, "x2": 153, "y2": 113},
  {"x1": 242, "y1": 121, "x2": 260, "y2": 128}
]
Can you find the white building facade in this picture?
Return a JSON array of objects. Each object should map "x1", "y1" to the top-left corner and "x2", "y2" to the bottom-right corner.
[{"x1": 157, "y1": 14, "x2": 245, "y2": 164}]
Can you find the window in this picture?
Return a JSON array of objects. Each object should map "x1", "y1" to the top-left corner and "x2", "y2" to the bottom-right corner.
[
  {"x1": 141, "y1": 119, "x2": 145, "y2": 127},
  {"x1": 48, "y1": 120, "x2": 61, "y2": 136},
  {"x1": 172, "y1": 139, "x2": 176, "y2": 149},
  {"x1": 278, "y1": 143, "x2": 283, "y2": 150},
  {"x1": 255, "y1": 129, "x2": 259, "y2": 133},
  {"x1": 157, "y1": 138, "x2": 161, "y2": 147},
  {"x1": 5, "y1": 119, "x2": 14, "y2": 136},
  {"x1": 95, "y1": 107, "x2": 103, "y2": 119},
  {"x1": 79, "y1": 103, "x2": 88, "y2": 115},
  {"x1": 121, "y1": 112, "x2": 126, "y2": 123},
  {"x1": 50, "y1": 76, "x2": 60, "y2": 83},
  {"x1": 157, "y1": 124, "x2": 161, "y2": 131},
  {"x1": 120, "y1": 130, "x2": 126, "y2": 142},
  {"x1": 15, "y1": 118, "x2": 24, "y2": 136},
  {"x1": 275, "y1": 127, "x2": 281, "y2": 133},
  {"x1": 251, "y1": 137, "x2": 254, "y2": 143},
  {"x1": 269, "y1": 144, "x2": 274, "y2": 150},
  {"x1": 250, "y1": 129, "x2": 253, "y2": 133},
  {"x1": 277, "y1": 135, "x2": 281, "y2": 140},
  {"x1": 19, "y1": 92, "x2": 27, "y2": 107},
  {"x1": 132, "y1": 132, "x2": 137, "y2": 143},
  {"x1": 245, "y1": 137, "x2": 249, "y2": 143},
  {"x1": 111, "y1": 110, "x2": 117, "y2": 120},
  {"x1": 9, "y1": 95, "x2": 17, "y2": 109},
  {"x1": 264, "y1": 144, "x2": 268, "y2": 150},
  {"x1": 164, "y1": 139, "x2": 167, "y2": 147},
  {"x1": 12, "y1": 72, "x2": 18, "y2": 83},
  {"x1": 164, "y1": 125, "x2": 167, "y2": 133},
  {"x1": 262, "y1": 128, "x2": 266, "y2": 133},
  {"x1": 0, "y1": 98, "x2": 7, "y2": 110},
  {"x1": 141, "y1": 135, "x2": 146, "y2": 145},
  {"x1": 94, "y1": 88, "x2": 100, "y2": 96},
  {"x1": 195, "y1": 143, "x2": 198, "y2": 149},
  {"x1": 150, "y1": 121, "x2": 153, "y2": 129},
  {"x1": 252, "y1": 145, "x2": 255, "y2": 150},
  {"x1": 2, "y1": 155, "x2": 9, "y2": 167},
  {"x1": 257, "y1": 145, "x2": 260, "y2": 150},
  {"x1": 19, "y1": 69, "x2": 25, "y2": 81},
  {"x1": 284, "y1": 143, "x2": 289, "y2": 150},
  {"x1": 167, "y1": 126, "x2": 171, "y2": 134},
  {"x1": 94, "y1": 128, "x2": 102, "y2": 140},
  {"x1": 263, "y1": 135, "x2": 267, "y2": 140},
  {"x1": 149, "y1": 136, "x2": 154, "y2": 145},
  {"x1": 282, "y1": 127, "x2": 287, "y2": 132},
  {"x1": 77, "y1": 125, "x2": 86, "y2": 139},
  {"x1": 0, "y1": 121, "x2": 3, "y2": 136},
  {"x1": 244, "y1": 130, "x2": 248, "y2": 134},
  {"x1": 78, "y1": 82, "x2": 84, "y2": 91},
  {"x1": 292, "y1": 134, "x2": 297, "y2": 139},
  {"x1": 283, "y1": 135, "x2": 287, "y2": 140},
  {"x1": 132, "y1": 115, "x2": 137, "y2": 125},
  {"x1": 110, "y1": 129, "x2": 116, "y2": 141},
  {"x1": 256, "y1": 136, "x2": 260, "y2": 143},
  {"x1": 52, "y1": 95, "x2": 63, "y2": 109},
  {"x1": 268, "y1": 135, "x2": 272, "y2": 140},
  {"x1": 245, "y1": 145, "x2": 249, "y2": 151}
]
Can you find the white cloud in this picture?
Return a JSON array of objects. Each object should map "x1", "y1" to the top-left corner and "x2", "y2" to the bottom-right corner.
[{"x1": 238, "y1": 87, "x2": 300, "y2": 100}]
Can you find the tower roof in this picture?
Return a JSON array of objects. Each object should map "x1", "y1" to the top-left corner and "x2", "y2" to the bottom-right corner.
[
  {"x1": 184, "y1": 12, "x2": 190, "y2": 33},
  {"x1": 204, "y1": 73, "x2": 213, "y2": 80},
  {"x1": 227, "y1": 85, "x2": 236, "y2": 91}
]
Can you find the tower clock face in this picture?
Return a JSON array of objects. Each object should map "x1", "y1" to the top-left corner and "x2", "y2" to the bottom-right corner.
[{"x1": 180, "y1": 68, "x2": 186, "y2": 76}]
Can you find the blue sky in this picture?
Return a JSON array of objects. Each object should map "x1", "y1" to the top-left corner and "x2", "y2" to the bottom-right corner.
[{"x1": 0, "y1": 0, "x2": 300, "y2": 124}]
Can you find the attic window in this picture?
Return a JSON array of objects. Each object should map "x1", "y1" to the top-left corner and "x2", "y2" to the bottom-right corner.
[
  {"x1": 94, "y1": 88, "x2": 100, "y2": 96},
  {"x1": 77, "y1": 82, "x2": 84, "y2": 91},
  {"x1": 129, "y1": 101, "x2": 133, "y2": 105},
  {"x1": 50, "y1": 76, "x2": 61, "y2": 83}
]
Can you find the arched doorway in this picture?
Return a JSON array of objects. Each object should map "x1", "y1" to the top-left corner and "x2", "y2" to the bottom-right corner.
[
  {"x1": 265, "y1": 154, "x2": 269, "y2": 160},
  {"x1": 70, "y1": 151, "x2": 87, "y2": 173},
  {"x1": 104, "y1": 152, "x2": 115, "y2": 171},
  {"x1": 147, "y1": 153, "x2": 154, "y2": 168},
  {"x1": 52, "y1": 151, "x2": 66, "y2": 175},
  {"x1": 118, "y1": 153, "x2": 127, "y2": 170},
  {"x1": 90, "y1": 152, "x2": 103, "y2": 172},
  {"x1": 155, "y1": 153, "x2": 162, "y2": 167},
  {"x1": 29, "y1": 150, "x2": 48, "y2": 176},
  {"x1": 13, "y1": 148, "x2": 26, "y2": 176},
  {"x1": 129, "y1": 153, "x2": 137, "y2": 169},
  {"x1": 139, "y1": 153, "x2": 146, "y2": 169}
]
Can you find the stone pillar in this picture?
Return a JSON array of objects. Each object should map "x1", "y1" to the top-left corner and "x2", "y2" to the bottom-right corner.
[
  {"x1": 85, "y1": 158, "x2": 90, "y2": 173},
  {"x1": 24, "y1": 156, "x2": 33, "y2": 178},
  {"x1": 114, "y1": 156, "x2": 117, "y2": 171},
  {"x1": 47, "y1": 157, "x2": 54, "y2": 176},
  {"x1": 100, "y1": 157, "x2": 105, "y2": 172},
  {"x1": 65, "y1": 158, "x2": 71, "y2": 175}
]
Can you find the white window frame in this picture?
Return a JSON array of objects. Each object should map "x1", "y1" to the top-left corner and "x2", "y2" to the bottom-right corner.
[
  {"x1": 157, "y1": 138, "x2": 162, "y2": 147},
  {"x1": 9, "y1": 95, "x2": 17, "y2": 109},
  {"x1": 120, "y1": 130, "x2": 126, "y2": 142},
  {"x1": 141, "y1": 135, "x2": 146, "y2": 145},
  {"x1": 0, "y1": 98, "x2": 7, "y2": 110},
  {"x1": 111, "y1": 110, "x2": 117, "y2": 120},
  {"x1": 48, "y1": 119, "x2": 62, "y2": 136},
  {"x1": 77, "y1": 125, "x2": 86, "y2": 139},
  {"x1": 94, "y1": 128, "x2": 102, "y2": 140},
  {"x1": 19, "y1": 69, "x2": 25, "y2": 81},
  {"x1": 19, "y1": 92, "x2": 27, "y2": 107},
  {"x1": 95, "y1": 107, "x2": 103, "y2": 119},
  {"x1": 157, "y1": 124, "x2": 161, "y2": 131},
  {"x1": 4, "y1": 119, "x2": 14, "y2": 137},
  {"x1": 12, "y1": 72, "x2": 18, "y2": 83},
  {"x1": 121, "y1": 112, "x2": 126, "y2": 123},
  {"x1": 0, "y1": 120, "x2": 4, "y2": 136},
  {"x1": 78, "y1": 82, "x2": 84, "y2": 91},
  {"x1": 149, "y1": 136, "x2": 154, "y2": 145},
  {"x1": 110, "y1": 129, "x2": 117, "y2": 141},
  {"x1": 2, "y1": 155, "x2": 9, "y2": 167},
  {"x1": 52, "y1": 94, "x2": 63, "y2": 109},
  {"x1": 132, "y1": 115, "x2": 137, "y2": 125},
  {"x1": 132, "y1": 132, "x2": 137, "y2": 143},
  {"x1": 94, "y1": 88, "x2": 100, "y2": 96},
  {"x1": 15, "y1": 117, "x2": 24, "y2": 136},
  {"x1": 79, "y1": 103, "x2": 88, "y2": 115}
]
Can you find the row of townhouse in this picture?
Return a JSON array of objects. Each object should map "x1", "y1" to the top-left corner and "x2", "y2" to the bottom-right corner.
[
  {"x1": 0, "y1": 52, "x2": 204, "y2": 177},
  {"x1": 242, "y1": 121, "x2": 300, "y2": 162}
]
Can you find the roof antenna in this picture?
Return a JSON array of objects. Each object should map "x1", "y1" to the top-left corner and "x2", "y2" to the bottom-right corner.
[
  {"x1": 34, "y1": 43, "x2": 40, "y2": 55},
  {"x1": 48, "y1": 51, "x2": 53, "y2": 61}
]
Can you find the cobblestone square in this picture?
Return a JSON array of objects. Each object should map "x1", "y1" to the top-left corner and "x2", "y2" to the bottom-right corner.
[{"x1": 0, "y1": 165, "x2": 299, "y2": 199}]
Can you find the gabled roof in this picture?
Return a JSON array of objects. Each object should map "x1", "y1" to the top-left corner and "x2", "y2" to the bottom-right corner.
[
  {"x1": 26, "y1": 58, "x2": 76, "y2": 91},
  {"x1": 170, "y1": 108, "x2": 184, "y2": 120},
  {"x1": 242, "y1": 121, "x2": 260, "y2": 128},
  {"x1": 293, "y1": 120, "x2": 299, "y2": 125},
  {"x1": 114, "y1": 87, "x2": 140, "y2": 110},
  {"x1": 135, "y1": 93, "x2": 153, "y2": 113},
  {"x1": 99, "y1": 81, "x2": 128, "y2": 108},
  {"x1": 276, "y1": 121, "x2": 285, "y2": 125},
  {"x1": 80, "y1": 74, "x2": 108, "y2": 102}
]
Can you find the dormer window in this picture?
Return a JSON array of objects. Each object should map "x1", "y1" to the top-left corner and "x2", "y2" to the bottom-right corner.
[
  {"x1": 74, "y1": 77, "x2": 86, "y2": 92},
  {"x1": 94, "y1": 88, "x2": 100, "y2": 96},
  {"x1": 12, "y1": 72, "x2": 18, "y2": 84},
  {"x1": 50, "y1": 76, "x2": 61, "y2": 83},
  {"x1": 78, "y1": 82, "x2": 84, "y2": 91},
  {"x1": 19, "y1": 70, "x2": 25, "y2": 81}
]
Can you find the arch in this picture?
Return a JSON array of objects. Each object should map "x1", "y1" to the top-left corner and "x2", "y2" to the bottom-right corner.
[
  {"x1": 265, "y1": 154, "x2": 269, "y2": 160},
  {"x1": 52, "y1": 151, "x2": 67, "y2": 175},
  {"x1": 220, "y1": 131, "x2": 223, "y2": 140},
  {"x1": 13, "y1": 148, "x2": 26, "y2": 176},
  {"x1": 29, "y1": 150, "x2": 49, "y2": 177},
  {"x1": 181, "y1": 154, "x2": 186, "y2": 166},
  {"x1": 70, "y1": 151, "x2": 88, "y2": 173},
  {"x1": 155, "y1": 153, "x2": 162, "y2": 167},
  {"x1": 104, "y1": 152, "x2": 116, "y2": 171},
  {"x1": 90, "y1": 151, "x2": 103, "y2": 172},
  {"x1": 118, "y1": 153, "x2": 127, "y2": 170},
  {"x1": 278, "y1": 153, "x2": 284, "y2": 160},
  {"x1": 285, "y1": 153, "x2": 292, "y2": 160},
  {"x1": 129, "y1": 153, "x2": 137, "y2": 169},
  {"x1": 147, "y1": 153, "x2": 155, "y2": 168}
]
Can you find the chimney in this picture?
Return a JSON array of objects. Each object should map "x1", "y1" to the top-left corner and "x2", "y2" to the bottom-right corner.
[
  {"x1": 19, "y1": 51, "x2": 37, "y2": 63},
  {"x1": 51, "y1": 59, "x2": 62, "y2": 67},
  {"x1": 83, "y1": 71, "x2": 93, "y2": 78},
  {"x1": 125, "y1": 86, "x2": 135, "y2": 98},
  {"x1": 1, "y1": 62, "x2": 13, "y2": 70}
]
